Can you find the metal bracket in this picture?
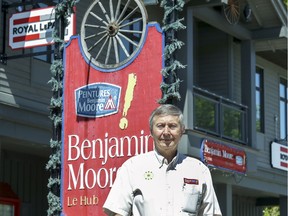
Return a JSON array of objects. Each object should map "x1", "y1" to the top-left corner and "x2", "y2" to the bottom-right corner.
[{"x1": 0, "y1": 54, "x2": 7, "y2": 65}]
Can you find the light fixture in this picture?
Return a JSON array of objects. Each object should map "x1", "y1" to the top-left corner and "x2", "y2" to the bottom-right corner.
[
  {"x1": 16, "y1": 5, "x2": 24, "y2": 12},
  {"x1": 15, "y1": 0, "x2": 24, "y2": 13},
  {"x1": 243, "y1": 4, "x2": 252, "y2": 22}
]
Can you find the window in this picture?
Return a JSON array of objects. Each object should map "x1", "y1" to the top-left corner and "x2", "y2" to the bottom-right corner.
[
  {"x1": 193, "y1": 87, "x2": 247, "y2": 144},
  {"x1": 279, "y1": 78, "x2": 288, "y2": 141},
  {"x1": 255, "y1": 67, "x2": 264, "y2": 132}
]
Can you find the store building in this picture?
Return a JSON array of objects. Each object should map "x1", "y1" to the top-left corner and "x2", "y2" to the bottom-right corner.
[{"x1": 0, "y1": 0, "x2": 287, "y2": 216}]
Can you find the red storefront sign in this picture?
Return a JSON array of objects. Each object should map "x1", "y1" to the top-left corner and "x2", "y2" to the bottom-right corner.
[
  {"x1": 61, "y1": 23, "x2": 163, "y2": 215},
  {"x1": 201, "y1": 139, "x2": 246, "y2": 174}
]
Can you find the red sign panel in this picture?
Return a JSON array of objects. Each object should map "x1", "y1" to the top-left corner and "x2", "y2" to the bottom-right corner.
[
  {"x1": 201, "y1": 139, "x2": 246, "y2": 174},
  {"x1": 61, "y1": 23, "x2": 163, "y2": 215}
]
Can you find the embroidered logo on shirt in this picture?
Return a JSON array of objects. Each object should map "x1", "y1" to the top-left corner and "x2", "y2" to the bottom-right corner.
[
  {"x1": 144, "y1": 171, "x2": 154, "y2": 180},
  {"x1": 183, "y1": 178, "x2": 199, "y2": 185}
]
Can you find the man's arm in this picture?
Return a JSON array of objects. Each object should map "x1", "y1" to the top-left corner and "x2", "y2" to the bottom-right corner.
[{"x1": 103, "y1": 163, "x2": 133, "y2": 216}]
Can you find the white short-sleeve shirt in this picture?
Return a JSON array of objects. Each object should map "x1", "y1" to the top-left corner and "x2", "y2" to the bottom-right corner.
[{"x1": 103, "y1": 151, "x2": 222, "y2": 216}]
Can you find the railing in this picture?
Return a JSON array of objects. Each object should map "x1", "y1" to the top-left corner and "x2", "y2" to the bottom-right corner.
[{"x1": 193, "y1": 86, "x2": 248, "y2": 144}]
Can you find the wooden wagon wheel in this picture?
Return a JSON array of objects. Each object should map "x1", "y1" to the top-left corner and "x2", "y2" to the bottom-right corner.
[
  {"x1": 223, "y1": 0, "x2": 240, "y2": 25},
  {"x1": 80, "y1": 0, "x2": 148, "y2": 70}
]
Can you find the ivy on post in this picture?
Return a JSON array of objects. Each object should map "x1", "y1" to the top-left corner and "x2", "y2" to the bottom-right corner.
[
  {"x1": 46, "y1": 3, "x2": 64, "y2": 215},
  {"x1": 46, "y1": 1, "x2": 77, "y2": 215},
  {"x1": 159, "y1": 0, "x2": 186, "y2": 104}
]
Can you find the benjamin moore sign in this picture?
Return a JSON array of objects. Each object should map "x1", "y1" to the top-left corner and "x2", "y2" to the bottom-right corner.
[
  {"x1": 9, "y1": 7, "x2": 75, "y2": 49},
  {"x1": 61, "y1": 23, "x2": 163, "y2": 215},
  {"x1": 75, "y1": 83, "x2": 121, "y2": 118},
  {"x1": 201, "y1": 139, "x2": 247, "y2": 174}
]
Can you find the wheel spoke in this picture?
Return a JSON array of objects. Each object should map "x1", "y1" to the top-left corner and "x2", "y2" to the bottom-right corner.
[
  {"x1": 115, "y1": 0, "x2": 122, "y2": 22},
  {"x1": 118, "y1": 6, "x2": 139, "y2": 26},
  {"x1": 109, "y1": 0, "x2": 114, "y2": 21},
  {"x1": 90, "y1": 11, "x2": 109, "y2": 26},
  {"x1": 223, "y1": 0, "x2": 240, "y2": 24},
  {"x1": 87, "y1": 33, "x2": 107, "y2": 52},
  {"x1": 84, "y1": 24, "x2": 106, "y2": 30},
  {"x1": 118, "y1": 32, "x2": 138, "y2": 47},
  {"x1": 98, "y1": 1, "x2": 111, "y2": 23},
  {"x1": 95, "y1": 35, "x2": 109, "y2": 60},
  {"x1": 105, "y1": 37, "x2": 112, "y2": 64},
  {"x1": 84, "y1": 30, "x2": 106, "y2": 40},
  {"x1": 115, "y1": 35, "x2": 130, "y2": 57},
  {"x1": 119, "y1": 17, "x2": 143, "y2": 29},
  {"x1": 113, "y1": 37, "x2": 119, "y2": 63},
  {"x1": 119, "y1": 29, "x2": 142, "y2": 34},
  {"x1": 116, "y1": 0, "x2": 131, "y2": 23}
]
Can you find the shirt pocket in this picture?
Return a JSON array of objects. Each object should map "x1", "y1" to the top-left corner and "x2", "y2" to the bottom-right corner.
[{"x1": 181, "y1": 184, "x2": 201, "y2": 214}]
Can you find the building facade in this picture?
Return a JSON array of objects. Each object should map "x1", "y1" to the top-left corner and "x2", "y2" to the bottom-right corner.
[{"x1": 0, "y1": 0, "x2": 287, "y2": 216}]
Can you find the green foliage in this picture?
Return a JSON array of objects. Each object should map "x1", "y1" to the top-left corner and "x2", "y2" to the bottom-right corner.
[
  {"x1": 159, "y1": 0, "x2": 186, "y2": 104},
  {"x1": 223, "y1": 107, "x2": 242, "y2": 140},
  {"x1": 194, "y1": 96, "x2": 216, "y2": 132},
  {"x1": 263, "y1": 206, "x2": 280, "y2": 216}
]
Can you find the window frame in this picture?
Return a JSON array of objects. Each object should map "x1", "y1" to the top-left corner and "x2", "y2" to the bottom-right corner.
[
  {"x1": 255, "y1": 66, "x2": 265, "y2": 133},
  {"x1": 279, "y1": 78, "x2": 288, "y2": 141}
]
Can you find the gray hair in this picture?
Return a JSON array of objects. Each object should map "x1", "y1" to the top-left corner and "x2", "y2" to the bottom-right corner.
[{"x1": 149, "y1": 104, "x2": 184, "y2": 132}]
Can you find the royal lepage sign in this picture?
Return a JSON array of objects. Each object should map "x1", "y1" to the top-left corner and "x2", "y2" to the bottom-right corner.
[
  {"x1": 61, "y1": 23, "x2": 163, "y2": 215},
  {"x1": 9, "y1": 7, "x2": 75, "y2": 49}
]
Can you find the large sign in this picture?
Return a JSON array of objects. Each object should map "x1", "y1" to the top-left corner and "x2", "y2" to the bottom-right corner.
[
  {"x1": 61, "y1": 23, "x2": 163, "y2": 215},
  {"x1": 9, "y1": 7, "x2": 75, "y2": 49},
  {"x1": 271, "y1": 142, "x2": 288, "y2": 171},
  {"x1": 201, "y1": 139, "x2": 246, "y2": 174}
]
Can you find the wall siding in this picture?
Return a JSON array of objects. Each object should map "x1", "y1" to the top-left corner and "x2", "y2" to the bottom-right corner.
[
  {"x1": 196, "y1": 24, "x2": 229, "y2": 98},
  {"x1": 232, "y1": 195, "x2": 264, "y2": 216},
  {"x1": 233, "y1": 42, "x2": 242, "y2": 103},
  {"x1": 256, "y1": 56, "x2": 286, "y2": 171}
]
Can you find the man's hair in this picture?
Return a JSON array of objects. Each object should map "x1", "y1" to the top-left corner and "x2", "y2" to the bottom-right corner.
[{"x1": 149, "y1": 104, "x2": 184, "y2": 132}]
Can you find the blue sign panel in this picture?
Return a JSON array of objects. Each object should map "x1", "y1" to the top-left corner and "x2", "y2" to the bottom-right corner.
[{"x1": 75, "y1": 83, "x2": 121, "y2": 118}]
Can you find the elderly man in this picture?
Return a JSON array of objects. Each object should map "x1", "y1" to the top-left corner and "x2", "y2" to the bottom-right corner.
[{"x1": 103, "y1": 104, "x2": 222, "y2": 216}]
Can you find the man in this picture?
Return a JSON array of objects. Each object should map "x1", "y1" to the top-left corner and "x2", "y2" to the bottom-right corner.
[{"x1": 103, "y1": 104, "x2": 222, "y2": 216}]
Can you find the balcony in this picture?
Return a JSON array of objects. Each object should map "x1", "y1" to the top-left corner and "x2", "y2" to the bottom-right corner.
[{"x1": 193, "y1": 86, "x2": 248, "y2": 145}]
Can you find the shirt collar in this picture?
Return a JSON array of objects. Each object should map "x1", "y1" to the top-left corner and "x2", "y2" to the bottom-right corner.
[{"x1": 154, "y1": 149, "x2": 179, "y2": 169}]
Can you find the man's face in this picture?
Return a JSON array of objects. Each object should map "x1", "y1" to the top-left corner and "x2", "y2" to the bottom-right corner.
[{"x1": 151, "y1": 114, "x2": 184, "y2": 157}]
